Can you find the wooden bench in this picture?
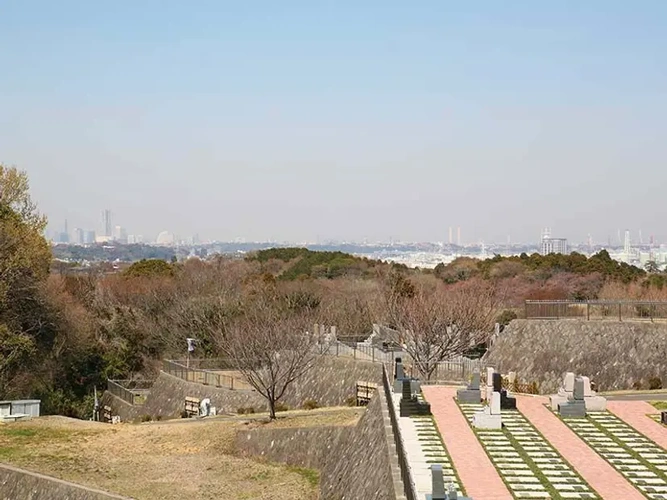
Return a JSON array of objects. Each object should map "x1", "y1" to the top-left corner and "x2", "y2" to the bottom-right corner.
[
  {"x1": 356, "y1": 381, "x2": 378, "y2": 406},
  {"x1": 184, "y1": 397, "x2": 200, "y2": 417}
]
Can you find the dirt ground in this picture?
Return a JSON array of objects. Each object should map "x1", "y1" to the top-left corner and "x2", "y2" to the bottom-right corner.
[{"x1": 0, "y1": 407, "x2": 361, "y2": 500}]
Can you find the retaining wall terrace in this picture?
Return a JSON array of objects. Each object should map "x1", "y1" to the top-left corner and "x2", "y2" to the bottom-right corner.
[
  {"x1": 103, "y1": 356, "x2": 383, "y2": 421},
  {"x1": 236, "y1": 390, "x2": 405, "y2": 500},
  {"x1": 485, "y1": 319, "x2": 667, "y2": 393},
  {"x1": 0, "y1": 462, "x2": 131, "y2": 500}
]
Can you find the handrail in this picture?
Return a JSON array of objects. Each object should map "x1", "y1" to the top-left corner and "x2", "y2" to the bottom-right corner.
[
  {"x1": 382, "y1": 364, "x2": 417, "y2": 500},
  {"x1": 162, "y1": 359, "x2": 253, "y2": 391},
  {"x1": 107, "y1": 379, "x2": 146, "y2": 405}
]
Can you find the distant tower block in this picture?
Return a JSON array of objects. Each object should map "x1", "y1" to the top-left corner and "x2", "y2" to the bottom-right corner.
[
  {"x1": 448, "y1": 227, "x2": 453, "y2": 245},
  {"x1": 456, "y1": 227, "x2": 461, "y2": 246},
  {"x1": 624, "y1": 229, "x2": 631, "y2": 257}
]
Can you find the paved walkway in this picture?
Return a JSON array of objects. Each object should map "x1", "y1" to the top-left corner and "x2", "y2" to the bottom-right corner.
[
  {"x1": 608, "y1": 400, "x2": 667, "y2": 449},
  {"x1": 422, "y1": 386, "x2": 512, "y2": 500},
  {"x1": 518, "y1": 396, "x2": 645, "y2": 500}
]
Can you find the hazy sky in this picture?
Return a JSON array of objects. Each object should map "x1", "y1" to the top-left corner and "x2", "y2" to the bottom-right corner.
[{"x1": 1, "y1": 1, "x2": 666, "y2": 244}]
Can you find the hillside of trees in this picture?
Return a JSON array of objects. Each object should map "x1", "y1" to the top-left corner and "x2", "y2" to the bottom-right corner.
[{"x1": 2, "y1": 165, "x2": 666, "y2": 419}]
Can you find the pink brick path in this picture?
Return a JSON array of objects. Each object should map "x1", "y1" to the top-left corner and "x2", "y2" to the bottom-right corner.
[
  {"x1": 423, "y1": 386, "x2": 512, "y2": 500},
  {"x1": 608, "y1": 400, "x2": 667, "y2": 449},
  {"x1": 518, "y1": 396, "x2": 644, "y2": 499}
]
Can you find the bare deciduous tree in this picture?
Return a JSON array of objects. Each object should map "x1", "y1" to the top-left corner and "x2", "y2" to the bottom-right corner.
[
  {"x1": 217, "y1": 289, "x2": 322, "y2": 419},
  {"x1": 383, "y1": 274, "x2": 502, "y2": 381}
]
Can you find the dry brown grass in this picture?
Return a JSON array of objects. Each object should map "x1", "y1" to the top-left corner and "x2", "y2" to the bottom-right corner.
[{"x1": 0, "y1": 408, "x2": 360, "y2": 500}]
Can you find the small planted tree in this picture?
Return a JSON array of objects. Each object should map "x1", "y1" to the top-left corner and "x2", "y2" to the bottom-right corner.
[
  {"x1": 383, "y1": 273, "x2": 501, "y2": 381},
  {"x1": 218, "y1": 286, "x2": 322, "y2": 419}
]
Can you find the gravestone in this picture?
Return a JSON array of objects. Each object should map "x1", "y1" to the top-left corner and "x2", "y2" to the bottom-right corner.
[
  {"x1": 425, "y1": 466, "x2": 472, "y2": 500},
  {"x1": 430, "y1": 464, "x2": 446, "y2": 500},
  {"x1": 492, "y1": 372, "x2": 516, "y2": 410},
  {"x1": 473, "y1": 391, "x2": 502, "y2": 430},
  {"x1": 399, "y1": 379, "x2": 431, "y2": 417},
  {"x1": 558, "y1": 377, "x2": 586, "y2": 418},
  {"x1": 484, "y1": 367, "x2": 496, "y2": 401},
  {"x1": 661, "y1": 411, "x2": 667, "y2": 425},
  {"x1": 492, "y1": 372, "x2": 502, "y2": 392},
  {"x1": 581, "y1": 376, "x2": 607, "y2": 411},
  {"x1": 550, "y1": 372, "x2": 576, "y2": 410},
  {"x1": 456, "y1": 372, "x2": 482, "y2": 404},
  {"x1": 551, "y1": 372, "x2": 606, "y2": 412},
  {"x1": 395, "y1": 358, "x2": 404, "y2": 380}
]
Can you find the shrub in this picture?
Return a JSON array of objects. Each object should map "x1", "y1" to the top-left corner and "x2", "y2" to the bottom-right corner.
[
  {"x1": 140, "y1": 414, "x2": 152, "y2": 422},
  {"x1": 180, "y1": 410, "x2": 189, "y2": 419},
  {"x1": 345, "y1": 396, "x2": 357, "y2": 407},
  {"x1": 237, "y1": 406, "x2": 255, "y2": 415},
  {"x1": 275, "y1": 402, "x2": 289, "y2": 412},
  {"x1": 155, "y1": 415, "x2": 162, "y2": 421},
  {"x1": 648, "y1": 377, "x2": 663, "y2": 390},
  {"x1": 302, "y1": 399, "x2": 319, "y2": 410},
  {"x1": 632, "y1": 380, "x2": 643, "y2": 390}
]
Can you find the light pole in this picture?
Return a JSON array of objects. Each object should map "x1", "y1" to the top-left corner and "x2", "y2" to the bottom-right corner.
[{"x1": 186, "y1": 338, "x2": 196, "y2": 368}]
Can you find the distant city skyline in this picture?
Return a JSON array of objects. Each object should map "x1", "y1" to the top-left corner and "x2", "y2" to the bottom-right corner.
[
  {"x1": 46, "y1": 211, "x2": 662, "y2": 248},
  {"x1": 4, "y1": 2, "x2": 667, "y2": 244}
]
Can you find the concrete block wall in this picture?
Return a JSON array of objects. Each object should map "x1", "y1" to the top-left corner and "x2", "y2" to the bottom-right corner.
[
  {"x1": 103, "y1": 355, "x2": 384, "y2": 421},
  {"x1": 0, "y1": 463, "x2": 131, "y2": 500},
  {"x1": 485, "y1": 319, "x2": 667, "y2": 393},
  {"x1": 236, "y1": 391, "x2": 405, "y2": 500}
]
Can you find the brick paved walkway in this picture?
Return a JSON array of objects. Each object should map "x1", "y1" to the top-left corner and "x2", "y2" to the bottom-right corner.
[
  {"x1": 518, "y1": 396, "x2": 644, "y2": 499},
  {"x1": 608, "y1": 400, "x2": 667, "y2": 449},
  {"x1": 422, "y1": 386, "x2": 512, "y2": 500}
]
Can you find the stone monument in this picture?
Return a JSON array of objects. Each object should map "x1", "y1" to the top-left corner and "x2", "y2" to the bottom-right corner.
[
  {"x1": 492, "y1": 372, "x2": 517, "y2": 410},
  {"x1": 393, "y1": 358, "x2": 421, "y2": 394},
  {"x1": 484, "y1": 367, "x2": 496, "y2": 401},
  {"x1": 558, "y1": 377, "x2": 587, "y2": 418},
  {"x1": 473, "y1": 391, "x2": 502, "y2": 429},
  {"x1": 581, "y1": 376, "x2": 607, "y2": 411},
  {"x1": 551, "y1": 372, "x2": 606, "y2": 412},
  {"x1": 399, "y1": 379, "x2": 431, "y2": 417},
  {"x1": 456, "y1": 372, "x2": 481, "y2": 404},
  {"x1": 426, "y1": 465, "x2": 472, "y2": 500}
]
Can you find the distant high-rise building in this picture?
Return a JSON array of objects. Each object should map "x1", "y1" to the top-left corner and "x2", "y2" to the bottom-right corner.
[
  {"x1": 448, "y1": 227, "x2": 453, "y2": 245},
  {"x1": 84, "y1": 230, "x2": 96, "y2": 244},
  {"x1": 113, "y1": 225, "x2": 127, "y2": 243},
  {"x1": 541, "y1": 228, "x2": 568, "y2": 255},
  {"x1": 456, "y1": 227, "x2": 461, "y2": 246},
  {"x1": 74, "y1": 228, "x2": 85, "y2": 245},
  {"x1": 101, "y1": 210, "x2": 112, "y2": 237},
  {"x1": 624, "y1": 229, "x2": 631, "y2": 258}
]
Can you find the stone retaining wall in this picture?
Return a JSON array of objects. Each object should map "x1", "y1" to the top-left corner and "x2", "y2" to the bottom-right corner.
[
  {"x1": 0, "y1": 462, "x2": 130, "y2": 500},
  {"x1": 236, "y1": 391, "x2": 405, "y2": 500},
  {"x1": 104, "y1": 356, "x2": 383, "y2": 421},
  {"x1": 485, "y1": 319, "x2": 667, "y2": 393}
]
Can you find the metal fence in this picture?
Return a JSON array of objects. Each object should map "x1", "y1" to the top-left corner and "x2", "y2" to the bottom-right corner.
[
  {"x1": 107, "y1": 379, "x2": 152, "y2": 405},
  {"x1": 162, "y1": 359, "x2": 254, "y2": 391},
  {"x1": 525, "y1": 300, "x2": 667, "y2": 321},
  {"x1": 382, "y1": 364, "x2": 416, "y2": 500},
  {"x1": 321, "y1": 341, "x2": 481, "y2": 383}
]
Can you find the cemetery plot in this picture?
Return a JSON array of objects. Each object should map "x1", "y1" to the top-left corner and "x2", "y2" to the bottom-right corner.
[
  {"x1": 391, "y1": 392, "x2": 465, "y2": 498},
  {"x1": 459, "y1": 403, "x2": 599, "y2": 499},
  {"x1": 562, "y1": 412, "x2": 667, "y2": 499}
]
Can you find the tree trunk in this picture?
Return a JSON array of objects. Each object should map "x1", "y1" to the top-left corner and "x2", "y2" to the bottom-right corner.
[{"x1": 268, "y1": 397, "x2": 276, "y2": 420}]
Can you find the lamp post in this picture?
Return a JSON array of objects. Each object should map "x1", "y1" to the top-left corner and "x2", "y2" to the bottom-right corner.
[{"x1": 186, "y1": 338, "x2": 196, "y2": 368}]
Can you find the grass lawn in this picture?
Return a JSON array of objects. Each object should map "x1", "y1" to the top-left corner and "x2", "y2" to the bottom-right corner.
[{"x1": 0, "y1": 407, "x2": 360, "y2": 500}]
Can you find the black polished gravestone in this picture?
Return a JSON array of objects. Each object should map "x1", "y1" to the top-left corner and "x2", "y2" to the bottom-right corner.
[
  {"x1": 399, "y1": 379, "x2": 431, "y2": 417},
  {"x1": 492, "y1": 372, "x2": 516, "y2": 410},
  {"x1": 661, "y1": 410, "x2": 667, "y2": 425}
]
